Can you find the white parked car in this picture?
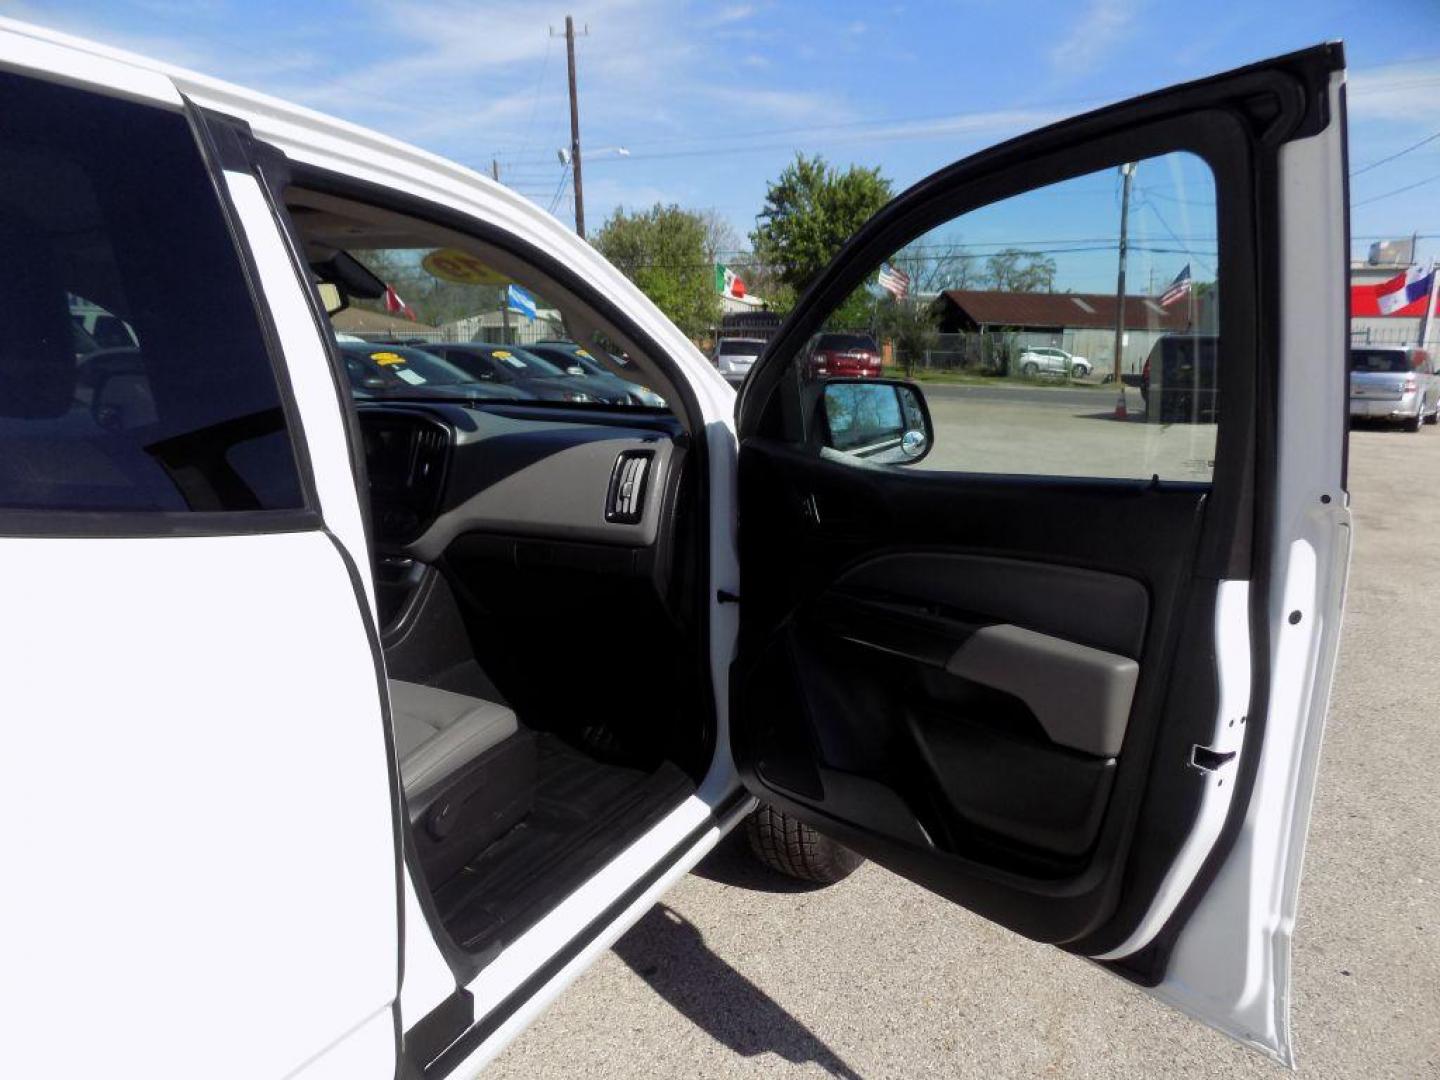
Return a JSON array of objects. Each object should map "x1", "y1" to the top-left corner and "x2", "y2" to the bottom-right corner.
[
  {"x1": 711, "y1": 336, "x2": 767, "y2": 385},
  {"x1": 1017, "y1": 345, "x2": 1092, "y2": 377},
  {"x1": 0, "y1": 18, "x2": 1352, "y2": 1079}
]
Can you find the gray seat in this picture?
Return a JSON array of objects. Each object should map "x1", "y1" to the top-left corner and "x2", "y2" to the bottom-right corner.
[
  {"x1": 387, "y1": 680, "x2": 536, "y2": 886},
  {"x1": 388, "y1": 680, "x2": 518, "y2": 799}
]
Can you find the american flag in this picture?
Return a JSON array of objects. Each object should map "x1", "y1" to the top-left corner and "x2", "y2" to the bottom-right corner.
[
  {"x1": 1159, "y1": 264, "x2": 1192, "y2": 307},
  {"x1": 877, "y1": 262, "x2": 910, "y2": 300}
]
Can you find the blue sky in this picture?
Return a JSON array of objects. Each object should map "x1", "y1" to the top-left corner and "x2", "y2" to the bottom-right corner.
[{"x1": 7, "y1": 0, "x2": 1439, "y2": 269}]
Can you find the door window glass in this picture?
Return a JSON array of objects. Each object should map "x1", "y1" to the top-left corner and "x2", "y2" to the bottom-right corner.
[
  {"x1": 787, "y1": 152, "x2": 1220, "y2": 483},
  {"x1": 0, "y1": 73, "x2": 303, "y2": 513}
]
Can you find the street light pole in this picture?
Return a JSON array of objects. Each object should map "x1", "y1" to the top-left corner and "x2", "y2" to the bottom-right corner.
[{"x1": 1112, "y1": 161, "x2": 1135, "y2": 419}]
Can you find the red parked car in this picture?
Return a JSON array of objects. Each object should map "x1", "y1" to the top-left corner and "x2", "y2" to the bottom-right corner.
[{"x1": 802, "y1": 332, "x2": 883, "y2": 378}]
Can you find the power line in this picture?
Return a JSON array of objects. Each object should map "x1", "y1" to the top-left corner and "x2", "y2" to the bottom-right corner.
[
  {"x1": 1352, "y1": 172, "x2": 1440, "y2": 208},
  {"x1": 1350, "y1": 129, "x2": 1440, "y2": 176},
  {"x1": 486, "y1": 64, "x2": 1440, "y2": 167}
]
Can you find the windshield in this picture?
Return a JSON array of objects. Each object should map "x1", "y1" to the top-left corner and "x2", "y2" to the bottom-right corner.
[
  {"x1": 322, "y1": 246, "x2": 668, "y2": 411},
  {"x1": 819, "y1": 334, "x2": 878, "y2": 352},
  {"x1": 1351, "y1": 349, "x2": 1411, "y2": 374},
  {"x1": 454, "y1": 344, "x2": 570, "y2": 378}
]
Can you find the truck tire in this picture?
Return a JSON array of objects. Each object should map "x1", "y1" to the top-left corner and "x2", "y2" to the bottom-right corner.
[{"x1": 744, "y1": 804, "x2": 865, "y2": 885}]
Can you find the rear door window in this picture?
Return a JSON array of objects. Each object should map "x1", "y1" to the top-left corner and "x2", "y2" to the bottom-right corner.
[
  {"x1": 0, "y1": 72, "x2": 303, "y2": 515},
  {"x1": 1350, "y1": 350, "x2": 1411, "y2": 373}
]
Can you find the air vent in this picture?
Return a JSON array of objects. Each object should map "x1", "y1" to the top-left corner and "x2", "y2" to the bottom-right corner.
[{"x1": 605, "y1": 449, "x2": 654, "y2": 524}]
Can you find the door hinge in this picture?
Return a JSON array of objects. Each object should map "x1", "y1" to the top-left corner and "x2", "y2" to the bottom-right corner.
[{"x1": 717, "y1": 589, "x2": 741, "y2": 604}]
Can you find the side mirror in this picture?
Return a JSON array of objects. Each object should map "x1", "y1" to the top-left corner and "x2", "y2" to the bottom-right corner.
[{"x1": 820, "y1": 378, "x2": 933, "y2": 466}]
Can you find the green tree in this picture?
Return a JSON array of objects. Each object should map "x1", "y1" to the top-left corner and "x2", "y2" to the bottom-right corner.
[
  {"x1": 594, "y1": 203, "x2": 721, "y2": 337},
  {"x1": 750, "y1": 154, "x2": 893, "y2": 316},
  {"x1": 983, "y1": 248, "x2": 1057, "y2": 293},
  {"x1": 876, "y1": 297, "x2": 940, "y2": 376}
]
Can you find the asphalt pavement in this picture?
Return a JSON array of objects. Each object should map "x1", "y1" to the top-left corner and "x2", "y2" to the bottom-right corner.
[
  {"x1": 488, "y1": 423, "x2": 1440, "y2": 1080},
  {"x1": 914, "y1": 378, "x2": 1114, "y2": 409}
]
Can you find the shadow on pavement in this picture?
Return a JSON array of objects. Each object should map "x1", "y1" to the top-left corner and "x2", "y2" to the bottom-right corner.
[
  {"x1": 1072, "y1": 411, "x2": 1154, "y2": 422},
  {"x1": 612, "y1": 903, "x2": 865, "y2": 1080},
  {"x1": 689, "y1": 827, "x2": 832, "y2": 894}
]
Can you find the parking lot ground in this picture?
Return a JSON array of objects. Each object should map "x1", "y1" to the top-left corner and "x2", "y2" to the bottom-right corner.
[{"x1": 487, "y1": 422, "x2": 1440, "y2": 1080}]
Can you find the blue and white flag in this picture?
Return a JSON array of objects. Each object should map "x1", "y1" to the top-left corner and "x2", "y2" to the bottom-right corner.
[
  {"x1": 506, "y1": 283, "x2": 538, "y2": 321},
  {"x1": 1377, "y1": 265, "x2": 1436, "y2": 316}
]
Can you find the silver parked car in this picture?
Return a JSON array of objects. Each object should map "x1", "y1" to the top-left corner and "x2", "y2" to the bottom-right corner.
[
  {"x1": 711, "y1": 336, "x2": 766, "y2": 385},
  {"x1": 1349, "y1": 345, "x2": 1438, "y2": 431},
  {"x1": 1016, "y1": 345, "x2": 1092, "y2": 378}
]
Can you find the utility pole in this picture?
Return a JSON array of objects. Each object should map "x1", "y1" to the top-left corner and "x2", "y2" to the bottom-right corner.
[
  {"x1": 1112, "y1": 161, "x2": 1135, "y2": 419},
  {"x1": 553, "y1": 15, "x2": 589, "y2": 238},
  {"x1": 491, "y1": 158, "x2": 500, "y2": 182}
]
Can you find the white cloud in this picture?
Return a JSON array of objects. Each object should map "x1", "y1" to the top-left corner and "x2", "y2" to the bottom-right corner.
[
  {"x1": 1347, "y1": 59, "x2": 1440, "y2": 123},
  {"x1": 1048, "y1": 0, "x2": 1136, "y2": 77},
  {"x1": 706, "y1": 86, "x2": 839, "y2": 122},
  {"x1": 704, "y1": 4, "x2": 756, "y2": 26}
]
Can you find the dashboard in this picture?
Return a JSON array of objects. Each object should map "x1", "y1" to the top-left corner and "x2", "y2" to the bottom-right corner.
[{"x1": 357, "y1": 401, "x2": 689, "y2": 586}]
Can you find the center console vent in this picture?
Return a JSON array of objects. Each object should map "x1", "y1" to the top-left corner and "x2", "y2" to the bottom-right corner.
[{"x1": 605, "y1": 449, "x2": 654, "y2": 524}]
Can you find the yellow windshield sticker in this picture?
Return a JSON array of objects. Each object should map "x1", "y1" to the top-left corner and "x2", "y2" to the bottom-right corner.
[
  {"x1": 370, "y1": 351, "x2": 405, "y2": 366},
  {"x1": 493, "y1": 350, "x2": 513, "y2": 360},
  {"x1": 576, "y1": 349, "x2": 593, "y2": 358},
  {"x1": 422, "y1": 248, "x2": 509, "y2": 286}
]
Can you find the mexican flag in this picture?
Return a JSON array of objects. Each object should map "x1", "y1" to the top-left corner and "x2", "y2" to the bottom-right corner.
[{"x1": 715, "y1": 263, "x2": 746, "y2": 298}]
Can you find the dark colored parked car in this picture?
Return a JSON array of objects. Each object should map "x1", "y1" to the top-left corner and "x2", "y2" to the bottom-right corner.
[
  {"x1": 422, "y1": 342, "x2": 631, "y2": 404},
  {"x1": 337, "y1": 341, "x2": 531, "y2": 402},
  {"x1": 1141, "y1": 334, "x2": 1218, "y2": 423},
  {"x1": 524, "y1": 340, "x2": 667, "y2": 406}
]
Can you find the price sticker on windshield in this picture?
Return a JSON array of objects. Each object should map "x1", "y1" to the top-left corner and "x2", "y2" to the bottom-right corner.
[
  {"x1": 422, "y1": 248, "x2": 509, "y2": 286},
  {"x1": 370, "y1": 351, "x2": 405, "y2": 366},
  {"x1": 493, "y1": 350, "x2": 526, "y2": 369}
]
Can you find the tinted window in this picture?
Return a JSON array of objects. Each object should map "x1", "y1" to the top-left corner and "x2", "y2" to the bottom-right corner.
[
  {"x1": 719, "y1": 340, "x2": 765, "y2": 356},
  {"x1": 1350, "y1": 349, "x2": 1411, "y2": 374},
  {"x1": 0, "y1": 74, "x2": 303, "y2": 513}
]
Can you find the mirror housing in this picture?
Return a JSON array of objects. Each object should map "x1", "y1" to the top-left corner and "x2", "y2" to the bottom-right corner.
[{"x1": 819, "y1": 378, "x2": 933, "y2": 466}]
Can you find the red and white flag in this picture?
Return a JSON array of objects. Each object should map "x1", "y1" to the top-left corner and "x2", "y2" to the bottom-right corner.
[{"x1": 384, "y1": 284, "x2": 417, "y2": 321}]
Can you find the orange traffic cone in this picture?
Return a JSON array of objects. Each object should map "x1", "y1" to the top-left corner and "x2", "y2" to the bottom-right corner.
[{"x1": 1112, "y1": 390, "x2": 1128, "y2": 420}]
